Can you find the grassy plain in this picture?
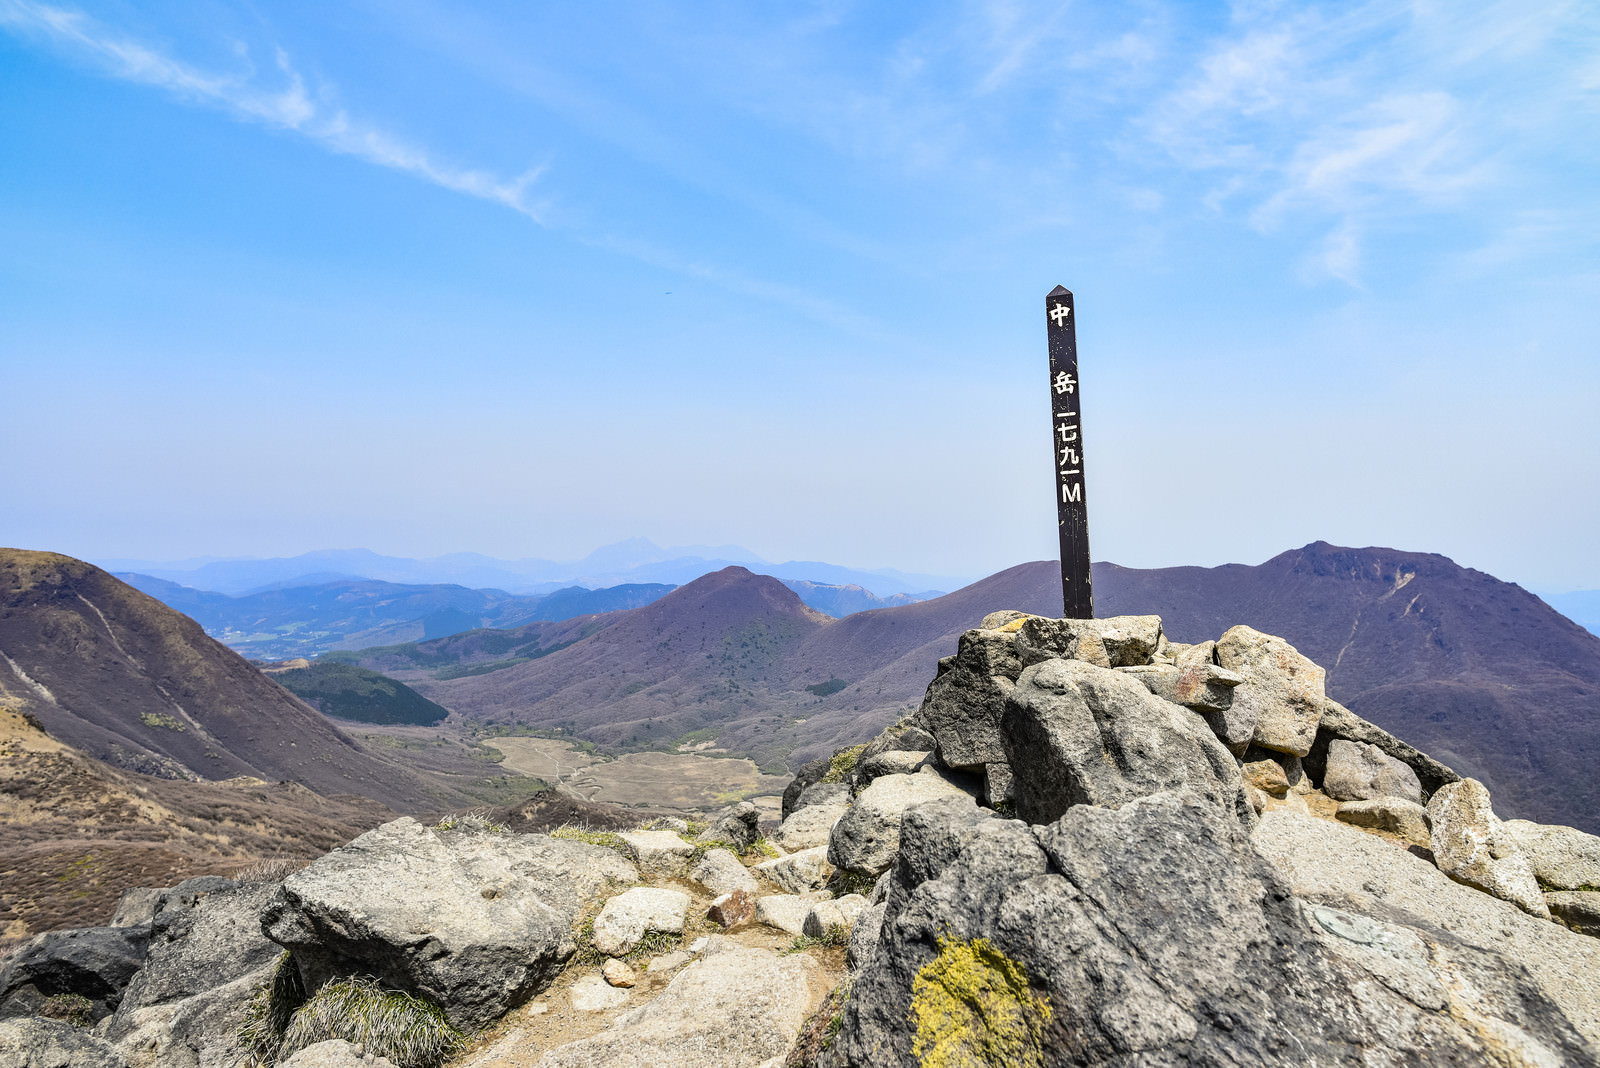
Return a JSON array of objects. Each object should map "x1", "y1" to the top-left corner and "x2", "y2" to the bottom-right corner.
[{"x1": 487, "y1": 737, "x2": 787, "y2": 814}]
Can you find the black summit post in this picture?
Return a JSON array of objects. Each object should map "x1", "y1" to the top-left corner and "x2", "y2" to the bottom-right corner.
[{"x1": 1045, "y1": 285, "x2": 1093, "y2": 618}]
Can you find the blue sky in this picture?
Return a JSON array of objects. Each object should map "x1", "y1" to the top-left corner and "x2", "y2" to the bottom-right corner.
[{"x1": 2, "y1": 0, "x2": 1597, "y2": 590}]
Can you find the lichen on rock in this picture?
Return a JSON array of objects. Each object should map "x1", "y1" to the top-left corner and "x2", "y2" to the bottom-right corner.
[{"x1": 907, "y1": 936, "x2": 1049, "y2": 1068}]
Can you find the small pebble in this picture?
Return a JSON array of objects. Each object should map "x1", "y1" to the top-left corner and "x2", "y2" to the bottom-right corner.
[
  {"x1": 526, "y1": 1002, "x2": 549, "y2": 1016},
  {"x1": 602, "y1": 958, "x2": 637, "y2": 988}
]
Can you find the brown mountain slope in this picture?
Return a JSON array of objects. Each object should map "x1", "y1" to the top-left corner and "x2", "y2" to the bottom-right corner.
[
  {"x1": 0, "y1": 549, "x2": 447, "y2": 813},
  {"x1": 417, "y1": 567, "x2": 830, "y2": 751},
  {"x1": 378, "y1": 545, "x2": 1600, "y2": 834},
  {"x1": 0, "y1": 708, "x2": 391, "y2": 948}
]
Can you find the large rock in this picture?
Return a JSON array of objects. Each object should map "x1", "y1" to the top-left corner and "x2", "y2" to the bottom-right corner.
[
  {"x1": 590, "y1": 888, "x2": 689, "y2": 957},
  {"x1": 1015, "y1": 615, "x2": 1163, "y2": 669},
  {"x1": 112, "y1": 879, "x2": 280, "y2": 1020},
  {"x1": 0, "y1": 924, "x2": 148, "y2": 1022},
  {"x1": 774, "y1": 788, "x2": 851, "y2": 852},
  {"x1": 790, "y1": 782, "x2": 849, "y2": 813},
  {"x1": 1334, "y1": 797, "x2": 1431, "y2": 847},
  {"x1": 616, "y1": 830, "x2": 694, "y2": 877},
  {"x1": 260, "y1": 817, "x2": 636, "y2": 1031},
  {"x1": 1120, "y1": 662, "x2": 1242, "y2": 713},
  {"x1": 781, "y1": 758, "x2": 831, "y2": 820},
  {"x1": 915, "y1": 629, "x2": 1019, "y2": 770},
  {"x1": 1426, "y1": 778, "x2": 1549, "y2": 918},
  {"x1": 1503, "y1": 819, "x2": 1600, "y2": 891},
  {"x1": 848, "y1": 721, "x2": 939, "y2": 786},
  {"x1": 1212, "y1": 625, "x2": 1326, "y2": 755},
  {"x1": 1255, "y1": 809, "x2": 1600, "y2": 1050},
  {"x1": 999, "y1": 658, "x2": 1250, "y2": 825},
  {"x1": 0, "y1": 1017, "x2": 129, "y2": 1068},
  {"x1": 815, "y1": 789, "x2": 1599, "y2": 1067},
  {"x1": 280, "y1": 1040, "x2": 398, "y2": 1068},
  {"x1": 846, "y1": 903, "x2": 886, "y2": 971},
  {"x1": 535, "y1": 947, "x2": 820, "y2": 1068},
  {"x1": 756, "y1": 846, "x2": 833, "y2": 893},
  {"x1": 827, "y1": 768, "x2": 976, "y2": 876},
  {"x1": 854, "y1": 750, "x2": 930, "y2": 788},
  {"x1": 755, "y1": 894, "x2": 831, "y2": 937},
  {"x1": 803, "y1": 895, "x2": 869, "y2": 938},
  {"x1": 1547, "y1": 892, "x2": 1600, "y2": 938},
  {"x1": 695, "y1": 802, "x2": 760, "y2": 852},
  {"x1": 690, "y1": 848, "x2": 759, "y2": 897},
  {"x1": 1305, "y1": 698, "x2": 1459, "y2": 798},
  {"x1": 103, "y1": 959, "x2": 274, "y2": 1068},
  {"x1": 1322, "y1": 739, "x2": 1423, "y2": 803},
  {"x1": 98, "y1": 876, "x2": 284, "y2": 1066}
]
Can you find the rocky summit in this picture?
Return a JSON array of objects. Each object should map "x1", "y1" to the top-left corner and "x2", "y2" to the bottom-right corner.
[{"x1": 3, "y1": 611, "x2": 1599, "y2": 1067}]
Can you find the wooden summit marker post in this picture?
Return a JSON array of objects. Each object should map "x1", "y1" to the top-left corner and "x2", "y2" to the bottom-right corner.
[{"x1": 1046, "y1": 285, "x2": 1093, "y2": 618}]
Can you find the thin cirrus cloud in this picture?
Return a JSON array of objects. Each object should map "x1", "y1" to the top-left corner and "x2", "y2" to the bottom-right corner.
[
  {"x1": 0, "y1": 0, "x2": 546, "y2": 222},
  {"x1": 1128, "y1": 0, "x2": 1591, "y2": 284}
]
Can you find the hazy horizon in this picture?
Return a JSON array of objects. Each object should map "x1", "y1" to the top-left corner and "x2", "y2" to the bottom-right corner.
[{"x1": 4, "y1": 2, "x2": 1596, "y2": 593}]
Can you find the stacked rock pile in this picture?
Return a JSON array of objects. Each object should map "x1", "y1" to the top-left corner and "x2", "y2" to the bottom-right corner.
[{"x1": 780, "y1": 612, "x2": 1600, "y2": 1066}]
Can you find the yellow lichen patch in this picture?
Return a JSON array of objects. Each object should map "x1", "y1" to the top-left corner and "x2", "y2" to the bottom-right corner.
[{"x1": 909, "y1": 936, "x2": 1050, "y2": 1068}]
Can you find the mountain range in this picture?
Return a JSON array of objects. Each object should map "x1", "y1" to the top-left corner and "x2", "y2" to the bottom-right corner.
[
  {"x1": 114, "y1": 574, "x2": 677, "y2": 660},
  {"x1": 0, "y1": 549, "x2": 475, "y2": 814},
  {"x1": 96, "y1": 540, "x2": 964, "y2": 598},
  {"x1": 113, "y1": 573, "x2": 933, "y2": 661},
  {"x1": 352, "y1": 542, "x2": 1600, "y2": 835}
]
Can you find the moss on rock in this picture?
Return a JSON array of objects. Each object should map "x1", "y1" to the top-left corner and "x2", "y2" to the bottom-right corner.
[{"x1": 909, "y1": 936, "x2": 1050, "y2": 1068}]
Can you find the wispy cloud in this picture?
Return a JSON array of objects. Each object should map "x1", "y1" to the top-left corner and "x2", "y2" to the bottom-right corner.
[
  {"x1": 0, "y1": 0, "x2": 545, "y2": 221},
  {"x1": 1132, "y1": 0, "x2": 1598, "y2": 285}
]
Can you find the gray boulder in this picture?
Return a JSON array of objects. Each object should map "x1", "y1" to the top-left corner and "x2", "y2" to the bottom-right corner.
[
  {"x1": 1305, "y1": 698, "x2": 1459, "y2": 798},
  {"x1": 781, "y1": 758, "x2": 831, "y2": 819},
  {"x1": 848, "y1": 721, "x2": 939, "y2": 785},
  {"x1": 1322, "y1": 739, "x2": 1424, "y2": 804},
  {"x1": 535, "y1": 947, "x2": 819, "y2": 1068},
  {"x1": 854, "y1": 750, "x2": 930, "y2": 788},
  {"x1": 1254, "y1": 809, "x2": 1600, "y2": 1051},
  {"x1": 827, "y1": 768, "x2": 976, "y2": 876},
  {"x1": 591, "y1": 888, "x2": 689, "y2": 957},
  {"x1": 108, "y1": 888, "x2": 164, "y2": 929},
  {"x1": 1334, "y1": 797, "x2": 1431, "y2": 847},
  {"x1": 690, "y1": 848, "x2": 759, "y2": 897},
  {"x1": 1120, "y1": 662, "x2": 1242, "y2": 713},
  {"x1": 999, "y1": 658, "x2": 1250, "y2": 825},
  {"x1": 0, "y1": 924, "x2": 148, "y2": 1022},
  {"x1": 815, "y1": 789, "x2": 1598, "y2": 1067},
  {"x1": 1426, "y1": 779, "x2": 1549, "y2": 918},
  {"x1": 260, "y1": 817, "x2": 636, "y2": 1031},
  {"x1": 104, "y1": 876, "x2": 295, "y2": 1067},
  {"x1": 1547, "y1": 892, "x2": 1600, "y2": 938},
  {"x1": 110, "y1": 879, "x2": 280, "y2": 1021},
  {"x1": 1213, "y1": 625, "x2": 1326, "y2": 756},
  {"x1": 1502, "y1": 819, "x2": 1600, "y2": 891},
  {"x1": 846, "y1": 903, "x2": 886, "y2": 971},
  {"x1": 791, "y1": 782, "x2": 850, "y2": 813},
  {"x1": 802, "y1": 895, "x2": 869, "y2": 938},
  {"x1": 755, "y1": 846, "x2": 832, "y2": 893},
  {"x1": 773, "y1": 795, "x2": 850, "y2": 852},
  {"x1": 755, "y1": 894, "x2": 831, "y2": 937},
  {"x1": 0, "y1": 1017, "x2": 129, "y2": 1068},
  {"x1": 280, "y1": 1040, "x2": 398, "y2": 1067},
  {"x1": 915, "y1": 629, "x2": 1019, "y2": 770},
  {"x1": 112, "y1": 960, "x2": 275, "y2": 1068},
  {"x1": 1015, "y1": 614, "x2": 1163, "y2": 669},
  {"x1": 695, "y1": 801, "x2": 760, "y2": 851},
  {"x1": 981, "y1": 760, "x2": 1013, "y2": 805}
]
